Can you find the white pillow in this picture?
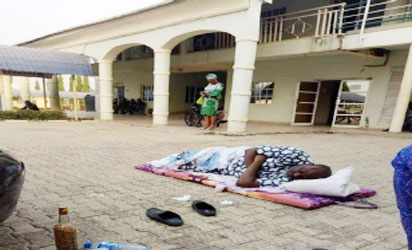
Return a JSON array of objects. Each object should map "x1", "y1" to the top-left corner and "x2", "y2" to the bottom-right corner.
[{"x1": 281, "y1": 166, "x2": 361, "y2": 197}]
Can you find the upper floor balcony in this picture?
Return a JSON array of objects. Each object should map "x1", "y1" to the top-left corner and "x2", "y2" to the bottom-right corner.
[{"x1": 116, "y1": 0, "x2": 412, "y2": 62}]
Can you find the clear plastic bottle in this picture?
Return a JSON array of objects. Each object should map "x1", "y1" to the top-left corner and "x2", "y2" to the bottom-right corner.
[
  {"x1": 97, "y1": 241, "x2": 150, "y2": 250},
  {"x1": 83, "y1": 242, "x2": 105, "y2": 250}
]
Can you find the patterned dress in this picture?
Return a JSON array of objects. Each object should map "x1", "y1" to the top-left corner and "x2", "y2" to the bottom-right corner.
[
  {"x1": 220, "y1": 146, "x2": 314, "y2": 187},
  {"x1": 392, "y1": 145, "x2": 412, "y2": 249},
  {"x1": 201, "y1": 83, "x2": 224, "y2": 116}
]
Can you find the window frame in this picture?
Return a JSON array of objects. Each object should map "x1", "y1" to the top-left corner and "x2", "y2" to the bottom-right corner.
[
  {"x1": 141, "y1": 85, "x2": 154, "y2": 102},
  {"x1": 250, "y1": 82, "x2": 275, "y2": 105}
]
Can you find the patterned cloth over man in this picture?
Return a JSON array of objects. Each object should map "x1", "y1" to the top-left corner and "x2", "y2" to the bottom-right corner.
[{"x1": 149, "y1": 146, "x2": 313, "y2": 187}]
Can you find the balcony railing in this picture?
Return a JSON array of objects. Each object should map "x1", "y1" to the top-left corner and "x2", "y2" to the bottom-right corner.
[
  {"x1": 258, "y1": 0, "x2": 412, "y2": 44},
  {"x1": 117, "y1": 1, "x2": 412, "y2": 60},
  {"x1": 259, "y1": 3, "x2": 345, "y2": 44},
  {"x1": 341, "y1": 0, "x2": 412, "y2": 36}
]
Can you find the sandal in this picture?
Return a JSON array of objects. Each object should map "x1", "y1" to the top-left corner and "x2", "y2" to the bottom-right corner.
[
  {"x1": 146, "y1": 208, "x2": 183, "y2": 226},
  {"x1": 191, "y1": 200, "x2": 216, "y2": 216}
]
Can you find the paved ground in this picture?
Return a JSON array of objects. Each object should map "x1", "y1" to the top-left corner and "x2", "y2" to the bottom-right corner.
[{"x1": 0, "y1": 120, "x2": 411, "y2": 250}]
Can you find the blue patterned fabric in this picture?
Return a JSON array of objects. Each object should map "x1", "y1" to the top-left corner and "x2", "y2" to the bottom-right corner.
[{"x1": 392, "y1": 145, "x2": 412, "y2": 250}]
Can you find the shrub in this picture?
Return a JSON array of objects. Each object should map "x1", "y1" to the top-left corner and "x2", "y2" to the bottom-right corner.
[{"x1": 0, "y1": 110, "x2": 67, "y2": 120}]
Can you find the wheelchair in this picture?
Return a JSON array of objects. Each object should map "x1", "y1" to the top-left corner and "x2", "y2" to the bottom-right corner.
[{"x1": 184, "y1": 104, "x2": 225, "y2": 128}]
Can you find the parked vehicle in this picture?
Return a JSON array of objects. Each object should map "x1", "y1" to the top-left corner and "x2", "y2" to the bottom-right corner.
[{"x1": 0, "y1": 151, "x2": 25, "y2": 222}]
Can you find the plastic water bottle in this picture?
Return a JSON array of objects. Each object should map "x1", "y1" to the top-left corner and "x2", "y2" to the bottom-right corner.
[
  {"x1": 97, "y1": 241, "x2": 150, "y2": 250},
  {"x1": 84, "y1": 242, "x2": 108, "y2": 250}
]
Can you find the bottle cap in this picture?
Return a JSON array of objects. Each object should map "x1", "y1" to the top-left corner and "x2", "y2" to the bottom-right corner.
[
  {"x1": 58, "y1": 206, "x2": 68, "y2": 215},
  {"x1": 84, "y1": 242, "x2": 92, "y2": 248}
]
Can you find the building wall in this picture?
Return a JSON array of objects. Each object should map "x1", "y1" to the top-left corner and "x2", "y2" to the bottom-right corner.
[
  {"x1": 223, "y1": 49, "x2": 408, "y2": 128},
  {"x1": 112, "y1": 49, "x2": 409, "y2": 128}
]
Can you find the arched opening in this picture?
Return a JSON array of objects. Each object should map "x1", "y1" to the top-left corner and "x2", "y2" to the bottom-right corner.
[
  {"x1": 164, "y1": 31, "x2": 235, "y2": 128},
  {"x1": 101, "y1": 30, "x2": 236, "y2": 125},
  {"x1": 109, "y1": 45, "x2": 155, "y2": 121}
]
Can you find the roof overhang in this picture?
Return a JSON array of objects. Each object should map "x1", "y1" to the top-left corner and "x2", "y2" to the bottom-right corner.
[
  {"x1": 0, "y1": 45, "x2": 94, "y2": 77},
  {"x1": 19, "y1": 0, "x2": 177, "y2": 46}
]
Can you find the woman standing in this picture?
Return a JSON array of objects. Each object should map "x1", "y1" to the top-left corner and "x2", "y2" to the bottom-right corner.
[
  {"x1": 392, "y1": 144, "x2": 412, "y2": 250},
  {"x1": 200, "y1": 73, "x2": 224, "y2": 130}
]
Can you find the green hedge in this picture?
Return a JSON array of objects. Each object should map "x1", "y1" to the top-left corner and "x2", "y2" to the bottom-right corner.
[{"x1": 0, "y1": 110, "x2": 67, "y2": 120}]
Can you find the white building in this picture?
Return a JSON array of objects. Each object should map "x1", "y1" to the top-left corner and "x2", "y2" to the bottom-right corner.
[{"x1": 14, "y1": 0, "x2": 412, "y2": 132}]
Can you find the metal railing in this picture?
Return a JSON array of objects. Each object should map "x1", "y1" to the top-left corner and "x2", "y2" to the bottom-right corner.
[
  {"x1": 341, "y1": 0, "x2": 412, "y2": 35},
  {"x1": 259, "y1": 3, "x2": 345, "y2": 44},
  {"x1": 215, "y1": 32, "x2": 235, "y2": 49},
  {"x1": 259, "y1": 0, "x2": 412, "y2": 44}
]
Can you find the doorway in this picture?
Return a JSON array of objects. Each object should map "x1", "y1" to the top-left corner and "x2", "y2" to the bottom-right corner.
[
  {"x1": 292, "y1": 81, "x2": 321, "y2": 125},
  {"x1": 314, "y1": 81, "x2": 340, "y2": 126},
  {"x1": 293, "y1": 80, "x2": 370, "y2": 127},
  {"x1": 332, "y1": 80, "x2": 370, "y2": 127}
]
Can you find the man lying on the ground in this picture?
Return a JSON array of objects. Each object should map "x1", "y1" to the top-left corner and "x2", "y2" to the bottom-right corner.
[{"x1": 149, "y1": 146, "x2": 332, "y2": 188}]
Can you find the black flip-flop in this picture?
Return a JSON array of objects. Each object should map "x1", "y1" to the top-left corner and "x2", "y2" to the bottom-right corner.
[
  {"x1": 146, "y1": 208, "x2": 183, "y2": 226},
  {"x1": 191, "y1": 200, "x2": 216, "y2": 216}
]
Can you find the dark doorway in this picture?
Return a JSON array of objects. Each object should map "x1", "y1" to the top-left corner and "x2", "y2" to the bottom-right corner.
[{"x1": 314, "y1": 81, "x2": 340, "y2": 126}]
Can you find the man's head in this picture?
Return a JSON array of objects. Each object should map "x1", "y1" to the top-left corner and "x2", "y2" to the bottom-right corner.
[
  {"x1": 288, "y1": 164, "x2": 332, "y2": 180},
  {"x1": 206, "y1": 73, "x2": 218, "y2": 84}
]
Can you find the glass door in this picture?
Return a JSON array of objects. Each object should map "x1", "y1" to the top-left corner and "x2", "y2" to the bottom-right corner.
[
  {"x1": 292, "y1": 81, "x2": 321, "y2": 125},
  {"x1": 332, "y1": 80, "x2": 370, "y2": 127}
]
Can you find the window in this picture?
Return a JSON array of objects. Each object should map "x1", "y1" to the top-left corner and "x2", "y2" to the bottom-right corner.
[
  {"x1": 141, "y1": 85, "x2": 154, "y2": 102},
  {"x1": 261, "y1": 7, "x2": 287, "y2": 18},
  {"x1": 185, "y1": 86, "x2": 203, "y2": 103},
  {"x1": 250, "y1": 82, "x2": 274, "y2": 104}
]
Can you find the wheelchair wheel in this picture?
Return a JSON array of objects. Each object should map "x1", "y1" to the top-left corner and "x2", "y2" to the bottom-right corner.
[
  {"x1": 216, "y1": 111, "x2": 225, "y2": 127},
  {"x1": 193, "y1": 113, "x2": 203, "y2": 127},
  {"x1": 184, "y1": 111, "x2": 194, "y2": 126}
]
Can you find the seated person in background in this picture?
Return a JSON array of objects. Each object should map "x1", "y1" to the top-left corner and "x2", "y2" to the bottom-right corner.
[
  {"x1": 149, "y1": 146, "x2": 332, "y2": 188},
  {"x1": 136, "y1": 98, "x2": 146, "y2": 113},
  {"x1": 21, "y1": 100, "x2": 39, "y2": 111}
]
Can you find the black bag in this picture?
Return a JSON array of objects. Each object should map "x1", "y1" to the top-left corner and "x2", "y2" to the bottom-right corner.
[{"x1": 0, "y1": 151, "x2": 25, "y2": 222}]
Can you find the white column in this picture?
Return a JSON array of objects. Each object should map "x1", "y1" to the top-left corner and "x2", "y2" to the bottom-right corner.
[
  {"x1": 20, "y1": 77, "x2": 31, "y2": 102},
  {"x1": 153, "y1": 49, "x2": 171, "y2": 125},
  {"x1": 1, "y1": 75, "x2": 13, "y2": 111},
  {"x1": 47, "y1": 76, "x2": 60, "y2": 110},
  {"x1": 390, "y1": 44, "x2": 412, "y2": 132},
  {"x1": 227, "y1": 39, "x2": 258, "y2": 132},
  {"x1": 0, "y1": 76, "x2": 3, "y2": 109},
  {"x1": 98, "y1": 60, "x2": 114, "y2": 121}
]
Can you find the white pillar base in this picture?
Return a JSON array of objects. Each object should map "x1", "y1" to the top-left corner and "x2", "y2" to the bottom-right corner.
[
  {"x1": 153, "y1": 49, "x2": 171, "y2": 125},
  {"x1": 153, "y1": 113, "x2": 168, "y2": 125},
  {"x1": 389, "y1": 44, "x2": 412, "y2": 132},
  {"x1": 99, "y1": 60, "x2": 114, "y2": 121}
]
